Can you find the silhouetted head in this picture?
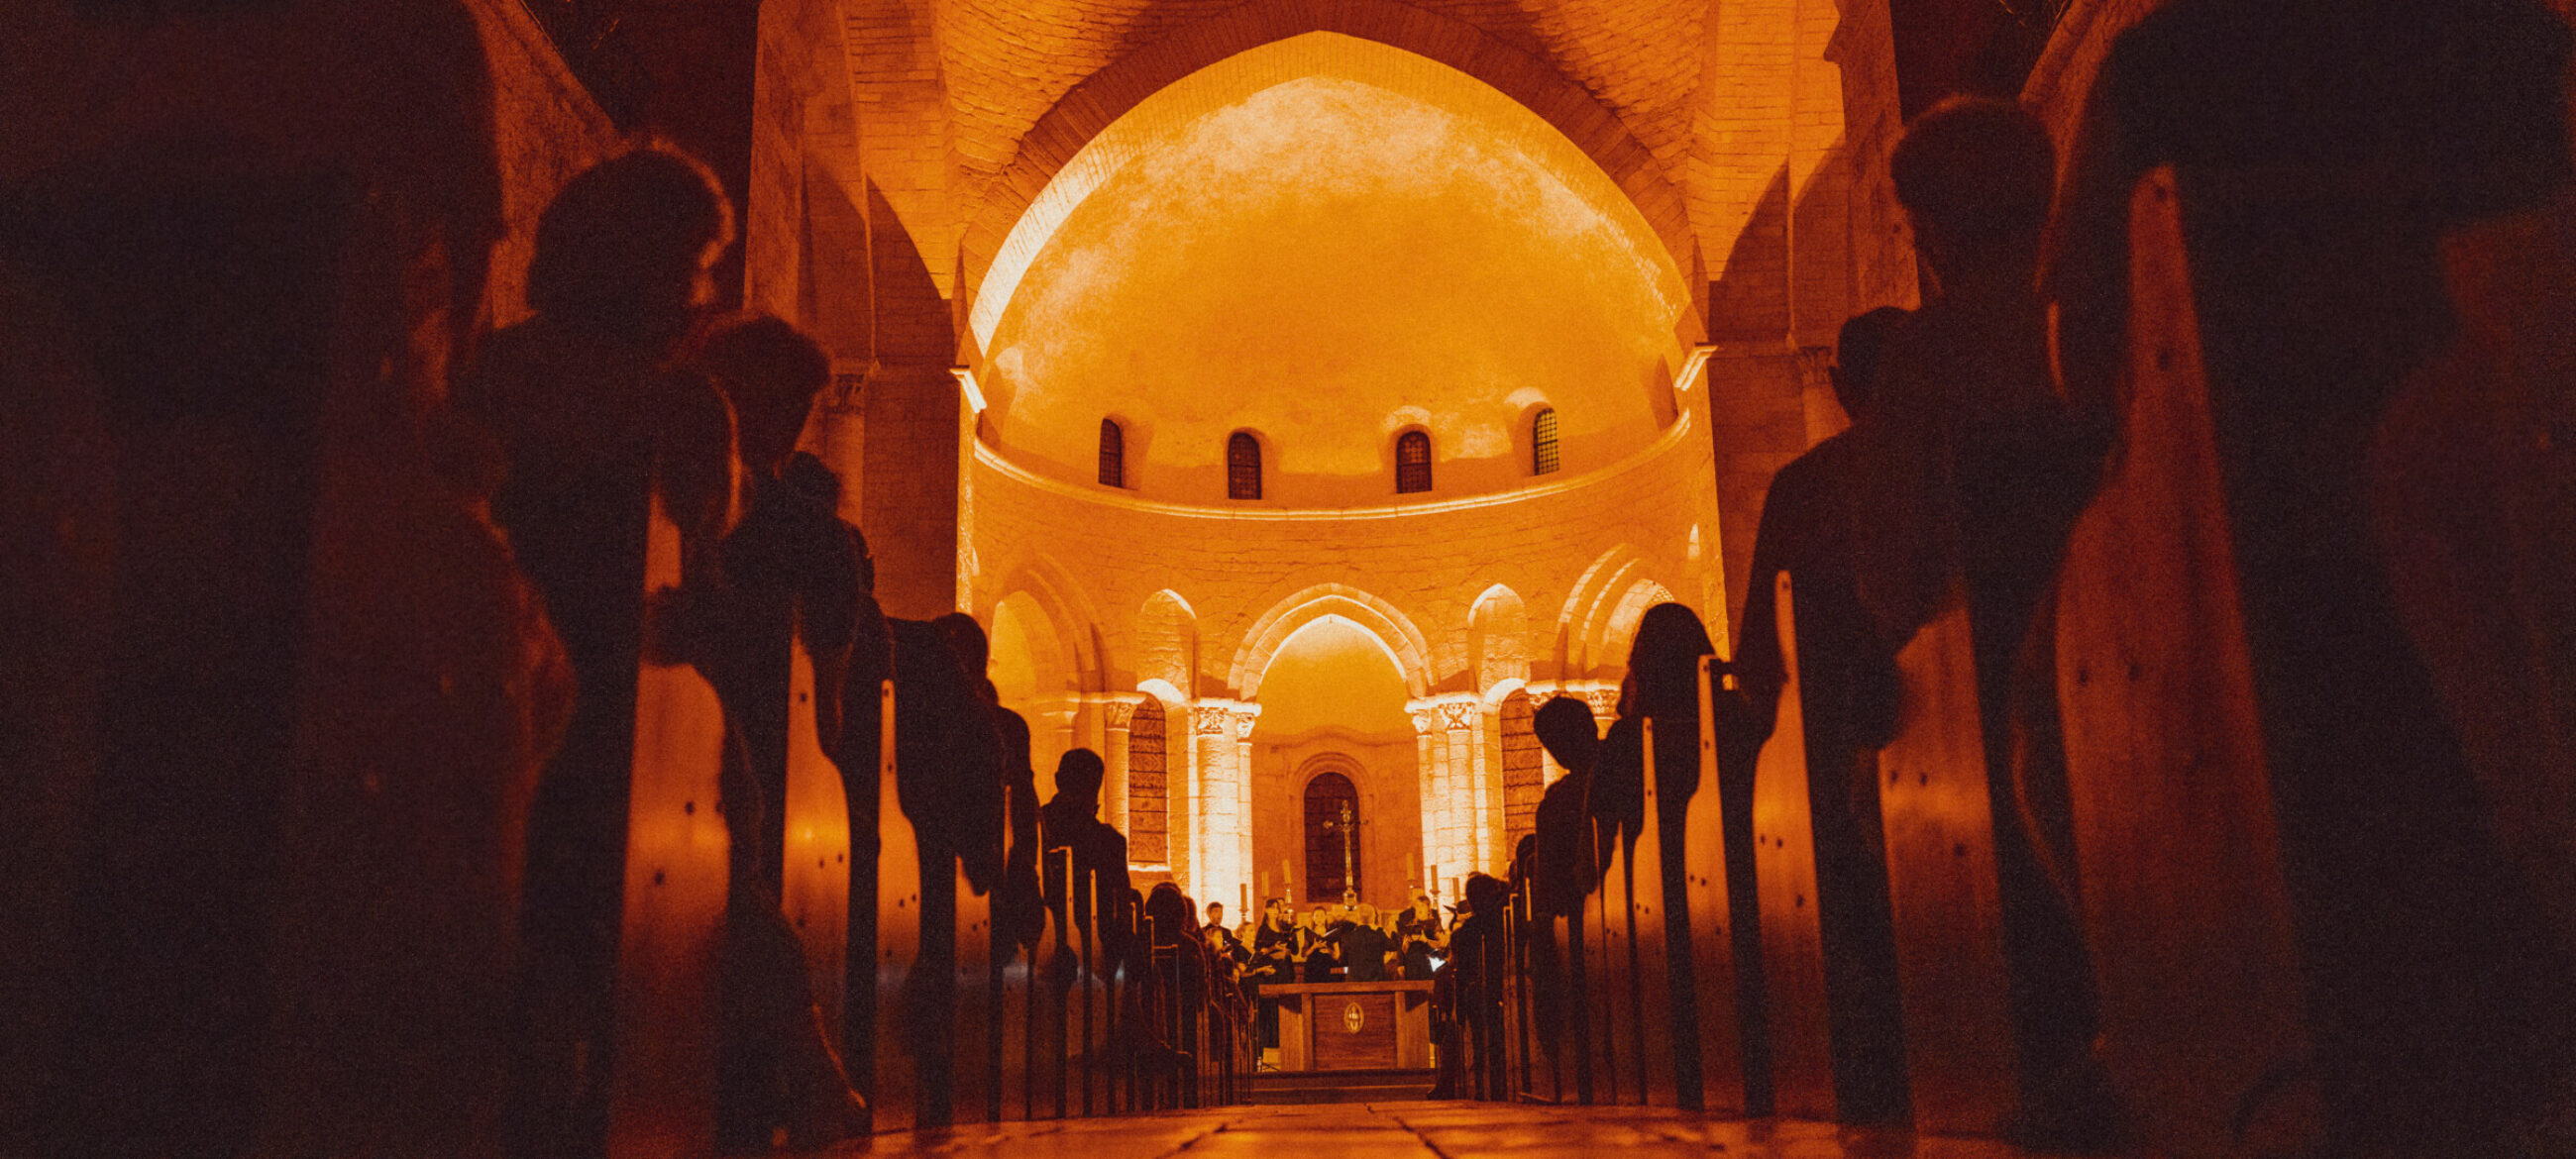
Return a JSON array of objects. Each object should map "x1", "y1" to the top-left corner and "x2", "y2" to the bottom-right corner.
[
  {"x1": 930, "y1": 612, "x2": 990, "y2": 677},
  {"x1": 1892, "y1": 98, "x2": 2055, "y2": 286},
  {"x1": 1144, "y1": 884, "x2": 1192, "y2": 942},
  {"x1": 1206, "y1": 901, "x2": 1224, "y2": 924},
  {"x1": 1464, "y1": 873, "x2": 1507, "y2": 917},
  {"x1": 1625, "y1": 603, "x2": 1717, "y2": 718},
  {"x1": 1831, "y1": 306, "x2": 1911, "y2": 419},
  {"x1": 1053, "y1": 748, "x2": 1106, "y2": 808},
  {"x1": 698, "y1": 314, "x2": 829, "y2": 479},
  {"x1": 529, "y1": 146, "x2": 732, "y2": 348},
  {"x1": 1533, "y1": 695, "x2": 1600, "y2": 774}
]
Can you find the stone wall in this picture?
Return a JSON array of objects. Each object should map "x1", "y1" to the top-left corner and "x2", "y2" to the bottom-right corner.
[{"x1": 965, "y1": 400, "x2": 1720, "y2": 902}]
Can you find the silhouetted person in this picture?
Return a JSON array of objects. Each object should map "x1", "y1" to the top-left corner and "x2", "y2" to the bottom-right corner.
[
  {"x1": 1738, "y1": 307, "x2": 1908, "y2": 758},
  {"x1": 936, "y1": 611, "x2": 1044, "y2": 955},
  {"x1": 2049, "y1": 3, "x2": 2576, "y2": 1152},
  {"x1": 1527, "y1": 695, "x2": 1598, "y2": 1069},
  {"x1": 681, "y1": 315, "x2": 866, "y2": 893},
  {"x1": 454, "y1": 145, "x2": 739, "y2": 1159},
  {"x1": 1140, "y1": 884, "x2": 1210, "y2": 1104},
  {"x1": 0, "y1": 4, "x2": 540, "y2": 1153},
  {"x1": 881, "y1": 617, "x2": 1004, "y2": 1124},
  {"x1": 1734, "y1": 305, "x2": 1911, "y2": 1124},
  {"x1": 1040, "y1": 748, "x2": 1132, "y2": 957},
  {"x1": 1863, "y1": 98, "x2": 2103, "y2": 653},
  {"x1": 1591, "y1": 602, "x2": 1732, "y2": 1110},
  {"x1": 675, "y1": 314, "x2": 882, "y2": 1149},
  {"x1": 1436, "y1": 874, "x2": 1511, "y2": 1100},
  {"x1": 1863, "y1": 97, "x2": 2115, "y2": 1149},
  {"x1": 1530, "y1": 697, "x2": 1601, "y2": 913}
]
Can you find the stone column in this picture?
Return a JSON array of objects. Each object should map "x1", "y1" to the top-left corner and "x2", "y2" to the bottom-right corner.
[
  {"x1": 1701, "y1": 338, "x2": 1811, "y2": 637},
  {"x1": 1477, "y1": 698, "x2": 1504, "y2": 871},
  {"x1": 1190, "y1": 702, "x2": 1231, "y2": 897},
  {"x1": 1438, "y1": 697, "x2": 1477, "y2": 875},
  {"x1": 1227, "y1": 704, "x2": 1261, "y2": 912},
  {"x1": 1091, "y1": 692, "x2": 1146, "y2": 842},
  {"x1": 1408, "y1": 703, "x2": 1443, "y2": 890}
]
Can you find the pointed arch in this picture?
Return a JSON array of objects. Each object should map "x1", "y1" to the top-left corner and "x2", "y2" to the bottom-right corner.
[{"x1": 1230, "y1": 583, "x2": 1433, "y2": 700}]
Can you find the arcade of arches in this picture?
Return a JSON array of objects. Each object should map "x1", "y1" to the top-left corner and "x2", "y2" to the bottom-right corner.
[{"x1": 817, "y1": 1, "x2": 1872, "y2": 909}]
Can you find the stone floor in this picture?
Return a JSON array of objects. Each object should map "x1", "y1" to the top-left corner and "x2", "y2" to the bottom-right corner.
[{"x1": 805, "y1": 1102, "x2": 2091, "y2": 1157}]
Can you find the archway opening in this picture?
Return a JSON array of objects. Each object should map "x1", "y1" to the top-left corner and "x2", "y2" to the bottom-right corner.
[
  {"x1": 990, "y1": 590, "x2": 1074, "y2": 797},
  {"x1": 1247, "y1": 615, "x2": 1418, "y2": 910}
]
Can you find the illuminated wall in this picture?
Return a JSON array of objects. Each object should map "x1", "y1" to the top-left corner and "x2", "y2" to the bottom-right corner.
[
  {"x1": 823, "y1": 0, "x2": 1914, "y2": 673},
  {"x1": 807, "y1": 0, "x2": 1917, "y2": 908},
  {"x1": 969, "y1": 403, "x2": 1718, "y2": 906},
  {"x1": 974, "y1": 35, "x2": 1692, "y2": 508}
]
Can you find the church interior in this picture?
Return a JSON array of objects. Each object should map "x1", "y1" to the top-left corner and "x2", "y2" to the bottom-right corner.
[{"x1": 5, "y1": 0, "x2": 2575, "y2": 1156}]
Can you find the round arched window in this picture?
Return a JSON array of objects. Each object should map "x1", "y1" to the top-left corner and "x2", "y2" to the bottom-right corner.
[
  {"x1": 1532, "y1": 407, "x2": 1560, "y2": 474},
  {"x1": 1228, "y1": 431, "x2": 1262, "y2": 500},
  {"x1": 1098, "y1": 417, "x2": 1126, "y2": 487},
  {"x1": 1303, "y1": 771, "x2": 1360, "y2": 901},
  {"x1": 1395, "y1": 430, "x2": 1432, "y2": 494}
]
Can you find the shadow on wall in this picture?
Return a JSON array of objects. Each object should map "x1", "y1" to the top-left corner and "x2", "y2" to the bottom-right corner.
[{"x1": 856, "y1": 179, "x2": 963, "y2": 621}]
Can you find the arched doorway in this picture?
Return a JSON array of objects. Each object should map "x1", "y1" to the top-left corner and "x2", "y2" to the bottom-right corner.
[{"x1": 1303, "y1": 771, "x2": 1361, "y2": 902}]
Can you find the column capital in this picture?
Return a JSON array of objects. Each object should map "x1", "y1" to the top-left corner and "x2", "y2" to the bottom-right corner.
[
  {"x1": 1795, "y1": 344, "x2": 1836, "y2": 392},
  {"x1": 1190, "y1": 697, "x2": 1261, "y2": 737},
  {"x1": 1086, "y1": 690, "x2": 1150, "y2": 729}
]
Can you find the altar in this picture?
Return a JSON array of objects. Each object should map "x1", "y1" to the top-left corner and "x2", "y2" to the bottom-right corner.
[{"x1": 1267, "y1": 980, "x2": 1436, "y2": 1071}]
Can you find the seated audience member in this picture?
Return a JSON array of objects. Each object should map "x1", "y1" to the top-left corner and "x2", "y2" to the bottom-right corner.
[
  {"x1": 683, "y1": 314, "x2": 863, "y2": 894},
  {"x1": 1436, "y1": 875, "x2": 1511, "y2": 1100},
  {"x1": 1593, "y1": 603, "x2": 1735, "y2": 1107},
  {"x1": 1038, "y1": 749, "x2": 1130, "y2": 954},
  {"x1": 1528, "y1": 695, "x2": 1601, "y2": 1060},
  {"x1": 1734, "y1": 305, "x2": 1913, "y2": 1124},
  {"x1": 456, "y1": 147, "x2": 739, "y2": 1154},
  {"x1": 2046, "y1": 3, "x2": 2576, "y2": 1152},
  {"x1": 1870, "y1": 97, "x2": 2112, "y2": 1145}
]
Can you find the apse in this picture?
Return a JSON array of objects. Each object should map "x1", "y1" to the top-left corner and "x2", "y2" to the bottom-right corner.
[
  {"x1": 974, "y1": 33, "x2": 1692, "y2": 507},
  {"x1": 1247, "y1": 614, "x2": 1420, "y2": 910}
]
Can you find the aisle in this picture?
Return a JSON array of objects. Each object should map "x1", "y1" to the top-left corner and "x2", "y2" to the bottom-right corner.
[{"x1": 796, "y1": 1100, "x2": 2095, "y2": 1157}]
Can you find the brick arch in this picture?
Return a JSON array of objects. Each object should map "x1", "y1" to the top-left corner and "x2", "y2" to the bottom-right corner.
[
  {"x1": 1135, "y1": 587, "x2": 1199, "y2": 697},
  {"x1": 1230, "y1": 583, "x2": 1434, "y2": 701},
  {"x1": 958, "y1": 2, "x2": 1703, "y2": 351},
  {"x1": 979, "y1": 551, "x2": 1108, "y2": 691},
  {"x1": 1468, "y1": 582, "x2": 1531, "y2": 690},
  {"x1": 1556, "y1": 542, "x2": 1684, "y2": 681}
]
